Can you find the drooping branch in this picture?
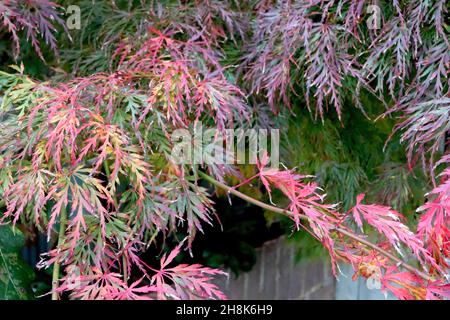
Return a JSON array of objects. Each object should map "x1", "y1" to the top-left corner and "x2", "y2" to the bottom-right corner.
[{"x1": 198, "y1": 171, "x2": 432, "y2": 281}]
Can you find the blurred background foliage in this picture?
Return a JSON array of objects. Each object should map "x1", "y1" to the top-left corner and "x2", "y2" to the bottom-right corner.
[{"x1": 0, "y1": 225, "x2": 36, "y2": 299}]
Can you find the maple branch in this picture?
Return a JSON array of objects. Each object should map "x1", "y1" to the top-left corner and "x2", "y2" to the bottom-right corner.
[
  {"x1": 198, "y1": 171, "x2": 432, "y2": 281},
  {"x1": 51, "y1": 205, "x2": 67, "y2": 300},
  {"x1": 103, "y1": 160, "x2": 128, "y2": 282}
]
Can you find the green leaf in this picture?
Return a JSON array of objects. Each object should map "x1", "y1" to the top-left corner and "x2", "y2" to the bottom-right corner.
[{"x1": 0, "y1": 225, "x2": 35, "y2": 300}]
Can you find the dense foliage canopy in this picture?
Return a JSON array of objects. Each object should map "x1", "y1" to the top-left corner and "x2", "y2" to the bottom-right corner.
[{"x1": 0, "y1": 0, "x2": 449, "y2": 300}]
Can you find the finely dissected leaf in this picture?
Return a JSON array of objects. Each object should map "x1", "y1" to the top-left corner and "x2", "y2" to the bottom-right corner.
[
  {"x1": 416, "y1": 168, "x2": 450, "y2": 271},
  {"x1": 380, "y1": 266, "x2": 425, "y2": 300},
  {"x1": 350, "y1": 194, "x2": 436, "y2": 268},
  {"x1": 152, "y1": 243, "x2": 227, "y2": 300}
]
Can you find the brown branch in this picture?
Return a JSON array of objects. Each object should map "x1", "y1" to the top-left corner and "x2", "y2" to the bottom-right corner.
[{"x1": 198, "y1": 171, "x2": 432, "y2": 281}]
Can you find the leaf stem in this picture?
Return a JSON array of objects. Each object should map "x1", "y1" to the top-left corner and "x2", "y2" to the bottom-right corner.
[
  {"x1": 198, "y1": 171, "x2": 432, "y2": 281},
  {"x1": 51, "y1": 205, "x2": 67, "y2": 300},
  {"x1": 103, "y1": 159, "x2": 128, "y2": 282}
]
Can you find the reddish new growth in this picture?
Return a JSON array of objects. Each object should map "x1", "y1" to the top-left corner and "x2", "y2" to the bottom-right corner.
[
  {"x1": 417, "y1": 168, "x2": 450, "y2": 271},
  {"x1": 56, "y1": 244, "x2": 226, "y2": 300},
  {"x1": 1, "y1": 24, "x2": 246, "y2": 299},
  {"x1": 0, "y1": 0, "x2": 65, "y2": 59}
]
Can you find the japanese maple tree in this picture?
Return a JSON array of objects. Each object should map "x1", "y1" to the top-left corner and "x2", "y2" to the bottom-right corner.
[{"x1": 0, "y1": 0, "x2": 449, "y2": 300}]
